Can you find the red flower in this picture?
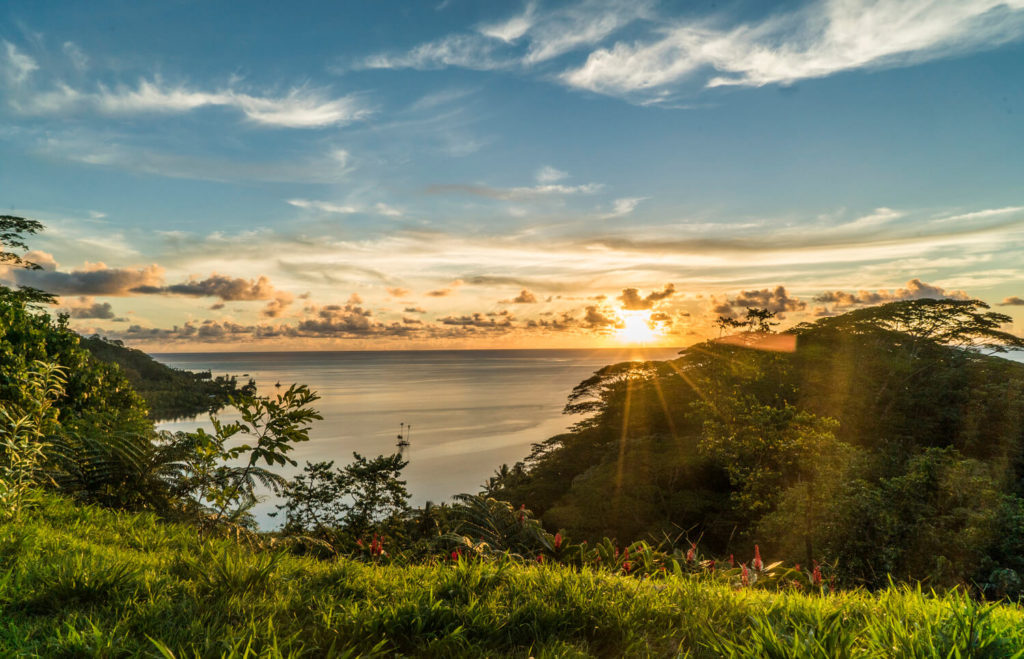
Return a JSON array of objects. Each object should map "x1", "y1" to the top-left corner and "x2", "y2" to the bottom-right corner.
[
  {"x1": 752, "y1": 545, "x2": 763, "y2": 571},
  {"x1": 622, "y1": 561, "x2": 632, "y2": 574},
  {"x1": 686, "y1": 543, "x2": 696, "y2": 562},
  {"x1": 451, "y1": 550, "x2": 459, "y2": 561},
  {"x1": 812, "y1": 561, "x2": 822, "y2": 587},
  {"x1": 356, "y1": 538, "x2": 365, "y2": 549},
  {"x1": 729, "y1": 554, "x2": 735, "y2": 568},
  {"x1": 554, "y1": 532, "x2": 562, "y2": 550},
  {"x1": 795, "y1": 563, "x2": 800, "y2": 571},
  {"x1": 536, "y1": 555, "x2": 544, "y2": 564},
  {"x1": 708, "y1": 560, "x2": 715, "y2": 573},
  {"x1": 623, "y1": 547, "x2": 630, "y2": 561},
  {"x1": 741, "y1": 563, "x2": 750, "y2": 587}
]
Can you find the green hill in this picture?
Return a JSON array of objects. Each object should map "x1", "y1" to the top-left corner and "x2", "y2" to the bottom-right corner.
[
  {"x1": 79, "y1": 336, "x2": 253, "y2": 421},
  {"x1": 2, "y1": 495, "x2": 1023, "y2": 657}
]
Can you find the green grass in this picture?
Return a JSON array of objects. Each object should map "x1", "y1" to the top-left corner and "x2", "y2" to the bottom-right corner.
[{"x1": 2, "y1": 497, "x2": 1024, "y2": 657}]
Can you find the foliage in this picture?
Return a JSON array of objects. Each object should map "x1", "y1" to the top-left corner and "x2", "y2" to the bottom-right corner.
[
  {"x1": 490, "y1": 298, "x2": 1024, "y2": 588},
  {"x1": 0, "y1": 361, "x2": 66, "y2": 520},
  {"x1": 0, "y1": 215, "x2": 55, "y2": 306},
  {"x1": 80, "y1": 335, "x2": 255, "y2": 421},
  {"x1": 172, "y1": 384, "x2": 322, "y2": 524},
  {"x1": 276, "y1": 453, "x2": 411, "y2": 544},
  {"x1": 3, "y1": 495, "x2": 1024, "y2": 657}
]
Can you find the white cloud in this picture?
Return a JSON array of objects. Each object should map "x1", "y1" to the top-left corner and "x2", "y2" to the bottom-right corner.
[
  {"x1": 359, "y1": 34, "x2": 509, "y2": 71},
  {"x1": 89, "y1": 79, "x2": 368, "y2": 128},
  {"x1": 478, "y1": 2, "x2": 537, "y2": 42},
  {"x1": 535, "y1": 165, "x2": 568, "y2": 183},
  {"x1": 605, "y1": 197, "x2": 647, "y2": 217},
  {"x1": 358, "y1": 0, "x2": 650, "y2": 70},
  {"x1": 62, "y1": 41, "x2": 89, "y2": 71},
  {"x1": 562, "y1": 0, "x2": 1024, "y2": 97},
  {"x1": 288, "y1": 199, "x2": 404, "y2": 217},
  {"x1": 427, "y1": 181, "x2": 603, "y2": 201},
  {"x1": 2, "y1": 41, "x2": 38, "y2": 84}
]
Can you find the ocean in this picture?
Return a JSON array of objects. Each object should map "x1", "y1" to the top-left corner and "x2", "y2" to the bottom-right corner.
[{"x1": 154, "y1": 347, "x2": 683, "y2": 526}]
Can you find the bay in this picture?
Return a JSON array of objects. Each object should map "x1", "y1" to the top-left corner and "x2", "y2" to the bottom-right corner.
[{"x1": 154, "y1": 347, "x2": 683, "y2": 526}]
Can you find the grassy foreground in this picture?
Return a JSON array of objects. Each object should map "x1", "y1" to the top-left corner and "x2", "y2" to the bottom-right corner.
[{"x1": 2, "y1": 498, "x2": 1024, "y2": 658}]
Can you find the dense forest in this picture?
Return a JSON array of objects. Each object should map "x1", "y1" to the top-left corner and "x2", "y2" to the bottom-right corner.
[
  {"x1": 4, "y1": 215, "x2": 1024, "y2": 653},
  {"x1": 487, "y1": 301, "x2": 1024, "y2": 591},
  {"x1": 79, "y1": 335, "x2": 254, "y2": 421}
]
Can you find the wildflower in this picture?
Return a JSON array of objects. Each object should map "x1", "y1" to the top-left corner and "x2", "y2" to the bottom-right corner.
[
  {"x1": 752, "y1": 545, "x2": 763, "y2": 571},
  {"x1": 622, "y1": 561, "x2": 632, "y2": 574},
  {"x1": 729, "y1": 554, "x2": 735, "y2": 568},
  {"x1": 451, "y1": 550, "x2": 459, "y2": 561},
  {"x1": 795, "y1": 563, "x2": 800, "y2": 571},
  {"x1": 356, "y1": 538, "x2": 365, "y2": 549},
  {"x1": 623, "y1": 547, "x2": 630, "y2": 561},
  {"x1": 812, "y1": 561, "x2": 822, "y2": 587},
  {"x1": 686, "y1": 543, "x2": 696, "y2": 562},
  {"x1": 741, "y1": 563, "x2": 749, "y2": 587},
  {"x1": 708, "y1": 560, "x2": 715, "y2": 573},
  {"x1": 554, "y1": 532, "x2": 562, "y2": 550},
  {"x1": 536, "y1": 555, "x2": 544, "y2": 564}
]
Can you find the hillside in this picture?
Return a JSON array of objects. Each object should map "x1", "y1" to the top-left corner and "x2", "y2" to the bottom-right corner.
[
  {"x1": 489, "y1": 300, "x2": 1024, "y2": 590},
  {"x1": 79, "y1": 335, "x2": 253, "y2": 421},
  {"x1": 2, "y1": 495, "x2": 1023, "y2": 657}
]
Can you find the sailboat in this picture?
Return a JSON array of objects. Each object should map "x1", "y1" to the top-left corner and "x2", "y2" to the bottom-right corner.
[{"x1": 396, "y1": 422, "x2": 411, "y2": 450}]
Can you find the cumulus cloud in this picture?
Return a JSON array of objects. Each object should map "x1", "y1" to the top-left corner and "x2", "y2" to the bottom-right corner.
[
  {"x1": 815, "y1": 278, "x2": 969, "y2": 308},
  {"x1": 13, "y1": 259, "x2": 165, "y2": 296},
  {"x1": 714, "y1": 285, "x2": 806, "y2": 316},
  {"x1": 387, "y1": 287, "x2": 412, "y2": 298},
  {"x1": 561, "y1": 0, "x2": 1024, "y2": 98},
  {"x1": 618, "y1": 283, "x2": 675, "y2": 310},
  {"x1": 1000, "y1": 296, "x2": 1024, "y2": 306},
  {"x1": 133, "y1": 274, "x2": 284, "y2": 301},
  {"x1": 439, "y1": 312, "x2": 514, "y2": 328},
  {"x1": 59, "y1": 297, "x2": 116, "y2": 320},
  {"x1": 501, "y1": 289, "x2": 538, "y2": 304}
]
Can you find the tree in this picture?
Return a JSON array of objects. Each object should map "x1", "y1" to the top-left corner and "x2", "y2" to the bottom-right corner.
[
  {"x1": 0, "y1": 215, "x2": 55, "y2": 306},
  {"x1": 176, "y1": 384, "x2": 322, "y2": 525},
  {"x1": 276, "y1": 452, "x2": 410, "y2": 543}
]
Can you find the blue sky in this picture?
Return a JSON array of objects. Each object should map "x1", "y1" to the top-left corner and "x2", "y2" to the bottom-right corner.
[{"x1": 1, "y1": 0, "x2": 1023, "y2": 350}]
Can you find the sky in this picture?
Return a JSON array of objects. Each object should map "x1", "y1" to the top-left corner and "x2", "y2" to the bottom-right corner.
[{"x1": 1, "y1": 0, "x2": 1023, "y2": 351}]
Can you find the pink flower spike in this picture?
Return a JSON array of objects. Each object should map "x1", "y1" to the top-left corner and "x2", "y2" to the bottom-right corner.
[{"x1": 752, "y1": 545, "x2": 763, "y2": 571}]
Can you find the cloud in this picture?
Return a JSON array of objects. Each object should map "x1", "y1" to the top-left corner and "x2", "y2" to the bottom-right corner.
[
  {"x1": 426, "y1": 288, "x2": 454, "y2": 297},
  {"x1": 1000, "y1": 296, "x2": 1024, "y2": 306},
  {"x1": 361, "y1": 0, "x2": 649, "y2": 72},
  {"x1": 404, "y1": 306, "x2": 427, "y2": 313},
  {"x1": 561, "y1": 0, "x2": 1024, "y2": 98},
  {"x1": 535, "y1": 165, "x2": 568, "y2": 183},
  {"x1": 583, "y1": 304, "x2": 621, "y2": 329},
  {"x1": 5, "y1": 46, "x2": 369, "y2": 127},
  {"x1": 13, "y1": 259, "x2": 165, "y2": 296},
  {"x1": 426, "y1": 181, "x2": 602, "y2": 200},
  {"x1": 358, "y1": 34, "x2": 510, "y2": 71},
  {"x1": 288, "y1": 198, "x2": 404, "y2": 217},
  {"x1": 387, "y1": 287, "x2": 412, "y2": 298},
  {"x1": 605, "y1": 197, "x2": 646, "y2": 218},
  {"x1": 715, "y1": 285, "x2": 807, "y2": 316},
  {"x1": 618, "y1": 283, "x2": 675, "y2": 310},
  {"x1": 62, "y1": 41, "x2": 88, "y2": 71},
  {"x1": 133, "y1": 274, "x2": 283, "y2": 301},
  {"x1": 2, "y1": 41, "x2": 38, "y2": 84},
  {"x1": 815, "y1": 278, "x2": 969, "y2": 308},
  {"x1": 439, "y1": 312, "x2": 514, "y2": 328},
  {"x1": 512, "y1": 289, "x2": 538, "y2": 304},
  {"x1": 59, "y1": 297, "x2": 116, "y2": 320}
]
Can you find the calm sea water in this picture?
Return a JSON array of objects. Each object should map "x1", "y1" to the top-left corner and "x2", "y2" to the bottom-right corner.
[{"x1": 153, "y1": 348, "x2": 683, "y2": 526}]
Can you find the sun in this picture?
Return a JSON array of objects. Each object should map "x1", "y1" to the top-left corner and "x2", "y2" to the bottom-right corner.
[{"x1": 615, "y1": 310, "x2": 662, "y2": 344}]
